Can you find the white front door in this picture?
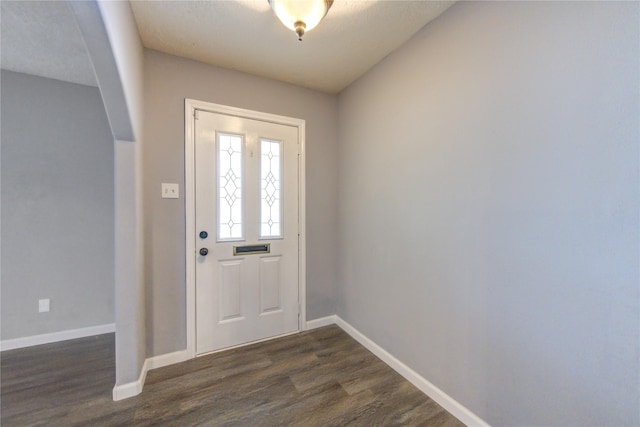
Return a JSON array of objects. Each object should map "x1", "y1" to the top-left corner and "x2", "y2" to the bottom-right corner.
[{"x1": 194, "y1": 110, "x2": 299, "y2": 354}]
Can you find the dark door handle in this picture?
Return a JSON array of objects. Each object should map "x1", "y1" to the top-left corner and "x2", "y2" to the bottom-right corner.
[
  {"x1": 199, "y1": 231, "x2": 208, "y2": 239},
  {"x1": 199, "y1": 248, "x2": 209, "y2": 256}
]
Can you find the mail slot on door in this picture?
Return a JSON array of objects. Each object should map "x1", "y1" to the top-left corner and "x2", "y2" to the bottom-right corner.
[{"x1": 233, "y1": 244, "x2": 270, "y2": 256}]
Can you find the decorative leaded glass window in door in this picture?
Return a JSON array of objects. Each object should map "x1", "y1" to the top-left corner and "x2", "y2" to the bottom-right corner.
[
  {"x1": 217, "y1": 133, "x2": 243, "y2": 240},
  {"x1": 260, "y1": 139, "x2": 282, "y2": 238}
]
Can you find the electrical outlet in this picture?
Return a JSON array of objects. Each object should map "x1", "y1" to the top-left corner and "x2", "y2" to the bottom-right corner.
[
  {"x1": 38, "y1": 299, "x2": 50, "y2": 313},
  {"x1": 161, "y1": 183, "x2": 179, "y2": 199}
]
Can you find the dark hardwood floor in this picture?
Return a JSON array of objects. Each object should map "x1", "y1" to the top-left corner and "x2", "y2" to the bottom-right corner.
[{"x1": 1, "y1": 325, "x2": 465, "y2": 426}]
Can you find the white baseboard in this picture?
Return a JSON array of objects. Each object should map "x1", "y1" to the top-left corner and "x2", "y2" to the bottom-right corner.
[
  {"x1": 147, "y1": 349, "x2": 190, "y2": 370},
  {"x1": 0, "y1": 323, "x2": 115, "y2": 351},
  {"x1": 305, "y1": 315, "x2": 338, "y2": 330},
  {"x1": 113, "y1": 358, "x2": 149, "y2": 401},
  {"x1": 112, "y1": 349, "x2": 190, "y2": 401},
  {"x1": 316, "y1": 316, "x2": 490, "y2": 427}
]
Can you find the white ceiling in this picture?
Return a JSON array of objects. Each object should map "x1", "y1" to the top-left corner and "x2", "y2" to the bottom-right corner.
[
  {"x1": 0, "y1": 1, "x2": 454, "y2": 94},
  {"x1": 131, "y1": 0, "x2": 454, "y2": 94},
  {"x1": 0, "y1": 1, "x2": 98, "y2": 87}
]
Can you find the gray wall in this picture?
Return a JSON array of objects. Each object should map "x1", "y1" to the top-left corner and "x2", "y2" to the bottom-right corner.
[
  {"x1": 337, "y1": 2, "x2": 639, "y2": 426},
  {"x1": 143, "y1": 50, "x2": 338, "y2": 357},
  {"x1": 1, "y1": 70, "x2": 114, "y2": 340}
]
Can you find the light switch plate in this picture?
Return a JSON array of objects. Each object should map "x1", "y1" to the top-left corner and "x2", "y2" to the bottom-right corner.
[
  {"x1": 162, "y1": 183, "x2": 179, "y2": 199},
  {"x1": 39, "y1": 299, "x2": 50, "y2": 313}
]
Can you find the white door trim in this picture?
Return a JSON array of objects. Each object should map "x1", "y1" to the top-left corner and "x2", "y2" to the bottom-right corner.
[{"x1": 184, "y1": 99, "x2": 306, "y2": 359}]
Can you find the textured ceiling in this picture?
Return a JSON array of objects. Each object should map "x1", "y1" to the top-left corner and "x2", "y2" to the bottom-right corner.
[
  {"x1": 0, "y1": 0, "x2": 97, "y2": 87},
  {"x1": 131, "y1": 0, "x2": 455, "y2": 94},
  {"x1": 0, "y1": 1, "x2": 454, "y2": 94}
]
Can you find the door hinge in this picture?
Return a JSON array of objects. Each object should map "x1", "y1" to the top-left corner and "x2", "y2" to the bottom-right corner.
[{"x1": 194, "y1": 110, "x2": 200, "y2": 120}]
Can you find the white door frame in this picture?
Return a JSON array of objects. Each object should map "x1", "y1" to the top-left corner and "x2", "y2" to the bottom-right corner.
[{"x1": 184, "y1": 99, "x2": 306, "y2": 358}]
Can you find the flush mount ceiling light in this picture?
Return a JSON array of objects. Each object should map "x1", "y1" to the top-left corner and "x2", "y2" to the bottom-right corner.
[{"x1": 268, "y1": 0, "x2": 334, "y2": 41}]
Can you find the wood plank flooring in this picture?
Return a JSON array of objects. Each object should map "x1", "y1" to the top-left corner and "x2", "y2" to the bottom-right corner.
[{"x1": 1, "y1": 325, "x2": 465, "y2": 426}]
